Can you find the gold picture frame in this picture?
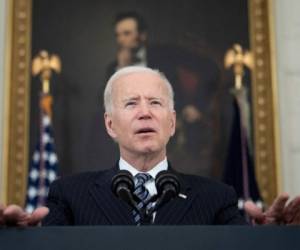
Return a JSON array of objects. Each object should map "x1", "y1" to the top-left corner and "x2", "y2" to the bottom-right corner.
[
  {"x1": 3, "y1": 0, "x2": 32, "y2": 206},
  {"x1": 2, "y1": 0, "x2": 279, "y2": 206}
]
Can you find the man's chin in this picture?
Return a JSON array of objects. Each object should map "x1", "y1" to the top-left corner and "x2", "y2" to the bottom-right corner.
[
  {"x1": 135, "y1": 145, "x2": 160, "y2": 155},
  {"x1": 139, "y1": 148, "x2": 157, "y2": 154}
]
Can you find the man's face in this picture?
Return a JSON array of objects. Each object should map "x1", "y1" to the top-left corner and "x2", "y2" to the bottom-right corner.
[
  {"x1": 104, "y1": 72, "x2": 176, "y2": 157},
  {"x1": 115, "y1": 18, "x2": 145, "y2": 49}
]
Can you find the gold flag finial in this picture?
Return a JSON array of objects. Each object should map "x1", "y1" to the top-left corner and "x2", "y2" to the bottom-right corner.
[
  {"x1": 224, "y1": 44, "x2": 253, "y2": 90},
  {"x1": 32, "y1": 50, "x2": 61, "y2": 94}
]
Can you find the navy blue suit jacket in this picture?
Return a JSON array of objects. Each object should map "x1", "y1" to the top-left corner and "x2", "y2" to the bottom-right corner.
[{"x1": 42, "y1": 166, "x2": 247, "y2": 225}]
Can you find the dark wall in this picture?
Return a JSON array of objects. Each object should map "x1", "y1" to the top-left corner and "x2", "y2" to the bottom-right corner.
[{"x1": 30, "y1": 0, "x2": 249, "y2": 177}]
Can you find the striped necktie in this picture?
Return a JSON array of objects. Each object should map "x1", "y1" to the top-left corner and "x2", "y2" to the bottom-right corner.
[{"x1": 133, "y1": 173, "x2": 153, "y2": 225}]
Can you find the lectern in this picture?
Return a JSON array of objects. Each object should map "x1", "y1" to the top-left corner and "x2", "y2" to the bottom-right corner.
[{"x1": 1, "y1": 226, "x2": 299, "y2": 250}]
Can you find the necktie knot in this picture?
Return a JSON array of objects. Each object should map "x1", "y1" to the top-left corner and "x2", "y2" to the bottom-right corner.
[{"x1": 135, "y1": 173, "x2": 152, "y2": 187}]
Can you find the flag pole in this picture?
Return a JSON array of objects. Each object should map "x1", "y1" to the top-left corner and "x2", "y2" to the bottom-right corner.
[
  {"x1": 27, "y1": 51, "x2": 61, "y2": 209},
  {"x1": 224, "y1": 44, "x2": 254, "y2": 201}
]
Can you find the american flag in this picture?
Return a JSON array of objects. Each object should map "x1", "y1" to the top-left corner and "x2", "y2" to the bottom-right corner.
[
  {"x1": 25, "y1": 95, "x2": 58, "y2": 213},
  {"x1": 223, "y1": 87, "x2": 263, "y2": 217}
]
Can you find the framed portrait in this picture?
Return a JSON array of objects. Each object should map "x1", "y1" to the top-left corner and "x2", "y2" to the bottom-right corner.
[{"x1": 3, "y1": 0, "x2": 279, "y2": 206}]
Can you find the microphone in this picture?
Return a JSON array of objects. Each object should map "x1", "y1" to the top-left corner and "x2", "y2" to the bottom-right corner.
[
  {"x1": 111, "y1": 170, "x2": 152, "y2": 225},
  {"x1": 147, "y1": 170, "x2": 181, "y2": 216},
  {"x1": 111, "y1": 170, "x2": 181, "y2": 225},
  {"x1": 111, "y1": 170, "x2": 138, "y2": 209}
]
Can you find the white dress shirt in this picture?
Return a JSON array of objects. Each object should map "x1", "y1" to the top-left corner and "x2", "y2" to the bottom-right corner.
[{"x1": 134, "y1": 47, "x2": 147, "y2": 67}]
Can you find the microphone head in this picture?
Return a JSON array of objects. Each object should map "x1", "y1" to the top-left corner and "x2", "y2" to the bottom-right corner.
[
  {"x1": 155, "y1": 170, "x2": 180, "y2": 198},
  {"x1": 111, "y1": 170, "x2": 134, "y2": 200}
]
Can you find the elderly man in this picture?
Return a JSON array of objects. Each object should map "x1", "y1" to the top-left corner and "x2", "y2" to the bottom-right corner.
[{"x1": 1, "y1": 66, "x2": 300, "y2": 226}]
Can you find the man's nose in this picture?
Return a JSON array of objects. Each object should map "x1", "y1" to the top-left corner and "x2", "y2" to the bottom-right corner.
[{"x1": 138, "y1": 103, "x2": 152, "y2": 120}]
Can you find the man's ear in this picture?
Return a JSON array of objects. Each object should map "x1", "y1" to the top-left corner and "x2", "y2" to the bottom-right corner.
[
  {"x1": 170, "y1": 111, "x2": 176, "y2": 136},
  {"x1": 104, "y1": 112, "x2": 117, "y2": 139}
]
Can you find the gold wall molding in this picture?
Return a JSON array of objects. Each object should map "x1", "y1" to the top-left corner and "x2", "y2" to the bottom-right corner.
[
  {"x1": 5, "y1": 0, "x2": 32, "y2": 205},
  {"x1": 4, "y1": 0, "x2": 278, "y2": 206},
  {"x1": 248, "y1": 0, "x2": 279, "y2": 205}
]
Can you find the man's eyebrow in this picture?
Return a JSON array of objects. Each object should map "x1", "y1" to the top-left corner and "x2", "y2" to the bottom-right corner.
[
  {"x1": 148, "y1": 97, "x2": 163, "y2": 100},
  {"x1": 122, "y1": 96, "x2": 140, "y2": 102},
  {"x1": 121, "y1": 96, "x2": 164, "y2": 103},
  {"x1": 147, "y1": 97, "x2": 165, "y2": 102}
]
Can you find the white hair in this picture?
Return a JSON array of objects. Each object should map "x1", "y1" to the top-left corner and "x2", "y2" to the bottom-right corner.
[{"x1": 104, "y1": 66, "x2": 175, "y2": 113}]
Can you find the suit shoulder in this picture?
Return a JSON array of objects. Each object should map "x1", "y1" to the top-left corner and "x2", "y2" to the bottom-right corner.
[
  {"x1": 51, "y1": 169, "x2": 110, "y2": 188},
  {"x1": 179, "y1": 173, "x2": 235, "y2": 195}
]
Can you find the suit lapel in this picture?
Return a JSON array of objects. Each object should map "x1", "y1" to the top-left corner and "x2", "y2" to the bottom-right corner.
[
  {"x1": 154, "y1": 168, "x2": 197, "y2": 225},
  {"x1": 88, "y1": 166, "x2": 135, "y2": 225}
]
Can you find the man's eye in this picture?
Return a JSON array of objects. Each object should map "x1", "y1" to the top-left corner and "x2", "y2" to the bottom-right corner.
[
  {"x1": 151, "y1": 100, "x2": 162, "y2": 106},
  {"x1": 125, "y1": 102, "x2": 136, "y2": 107}
]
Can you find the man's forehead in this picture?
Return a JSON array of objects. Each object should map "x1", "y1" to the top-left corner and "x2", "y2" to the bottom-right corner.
[
  {"x1": 116, "y1": 18, "x2": 137, "y2": 31},
  {"x1": 113, "y1": 72, "x2": 167, "y2": 96},
  {"x1": 115, "y1": 72, "x2": 164, "y2": 86}
]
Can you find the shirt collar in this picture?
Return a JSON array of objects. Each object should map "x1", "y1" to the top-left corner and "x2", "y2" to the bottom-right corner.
[
  {"x1": 136, "y1": 46, "x2": 147, "y2": 61},
  {"x1": 119, "y1": 157, "x2": 168, "y2": 179}
]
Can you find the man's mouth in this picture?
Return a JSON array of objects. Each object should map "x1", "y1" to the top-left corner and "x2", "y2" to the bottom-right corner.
[{"x1": 135, "y1": 127, "x2": 156, "y2": 135}]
